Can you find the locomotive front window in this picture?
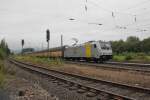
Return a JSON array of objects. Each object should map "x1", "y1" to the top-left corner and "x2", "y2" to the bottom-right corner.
[
  {"x1": 100, "y1": 42, "x2": 111, "y2": 50},
  {"x1": 94, "y1": 44, "x2": 97, "y2": 48}
]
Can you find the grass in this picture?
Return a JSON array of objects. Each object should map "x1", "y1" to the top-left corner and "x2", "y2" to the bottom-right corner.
[
  {"x1": 0, "y1": 49, "x2": 6, "y2": 60},
  {"x1": 112, "y1": 53, "x2": 150, "y2": 62},
  {"x1": 147, "y1": 56, "x2": 150, "y2": 60},
  {"x1": 0, "y1": 60, "x2": 6, "y2": 88},
  {"x1": 113, "y1": 55, "x2": 126, "y2": 62},
  {"x1": 14, "y1": 55, "x2": 64, "y2": 67},
  {"x1": 0, "y1": 49, "x2": 7, "y2": 88}
]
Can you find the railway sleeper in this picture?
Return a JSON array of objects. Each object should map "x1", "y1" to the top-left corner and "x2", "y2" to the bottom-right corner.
[
  {"x1": 77, "y1": 89, "x2": 87, "y2": 93},
  {"x1": 10, "y1": 59, "x2": 148, "y2": 100},
  {"x1": 86, "y1": 91, "x2": 98, "y2": 97}
]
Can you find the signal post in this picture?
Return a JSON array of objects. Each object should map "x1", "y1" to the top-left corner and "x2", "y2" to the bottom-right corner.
[{"x1": 46, "y1": 29, "x2": 50, "y2": 59}]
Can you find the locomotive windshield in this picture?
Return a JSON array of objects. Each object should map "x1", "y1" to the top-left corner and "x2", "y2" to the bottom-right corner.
[{"x1": 99, "y1": 42, "x2": 111, "y2": 50}]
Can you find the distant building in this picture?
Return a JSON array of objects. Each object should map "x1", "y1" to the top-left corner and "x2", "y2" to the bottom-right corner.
[{"x1": 22, "y1": 48, "x2": 34, "y2": 54}]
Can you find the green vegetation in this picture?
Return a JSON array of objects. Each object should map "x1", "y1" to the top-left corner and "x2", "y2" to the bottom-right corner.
[
  {"x1": 112, "y1": 53, "x2": 150, "y2": 62},
  {"x1": 0, "y1": 39, "x2": 10, "y2": 58},
  {"x1": 0, "y1": 61, "x2": 6, "y2": 88},
  {"x1": 111, "y1": 36, "x2": 150, "y2": 53},
  {"x1": 111, "y1": 36, "x2": 150, "y2": 62},
  {"x1": 0, "y1": 39, "x2": 10, "y2": 87},
  {"x1": 15, "y1": 56, "x2": 64, "y2": 67}
]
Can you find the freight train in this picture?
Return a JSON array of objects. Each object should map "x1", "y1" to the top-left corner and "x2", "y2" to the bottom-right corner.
[{"x1": 28, "y1": 40, "x2": 112, "y2": 62}]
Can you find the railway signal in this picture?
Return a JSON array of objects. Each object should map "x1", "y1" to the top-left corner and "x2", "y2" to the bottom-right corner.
[
  {"x1": 46, "y1": 29, "x2": 50, "y2": 42},
  {"x1": 21, "y1": 39, "x2": 24, "y2": 54},
  {"x1": 46, "y1": 29, "x2": 50, "y2": 58},
  {"x1": 46, "y1": 29, "x2": 50, "y2": 49}
]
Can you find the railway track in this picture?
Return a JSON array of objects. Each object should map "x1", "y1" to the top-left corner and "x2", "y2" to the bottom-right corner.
[
  {"x1": 106, "y1": 61, "x2": 150, "y2": 67},
  {"x1": 9, "y1": 58, "x2": 150, "y2": 100},
  {"x1": 65, "y1": 60, "x2": 150, "y2": 73}
]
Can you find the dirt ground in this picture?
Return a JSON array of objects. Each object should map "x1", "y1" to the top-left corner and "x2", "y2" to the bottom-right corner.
[
  {"x1": 20, "y1": 60, "x2": 150, "y2": 88},
  {"x1": 53, "y1": 64, "x2": 150, "y2": 88}
]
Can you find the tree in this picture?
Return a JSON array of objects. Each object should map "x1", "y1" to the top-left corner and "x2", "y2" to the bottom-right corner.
[
  {"x1": 0, "y1": 39, "x2": 10, "y2": 57},
  {"x1": 141, "y1": 37, "x2": 150, "y2": 53},
  {"x1": 125, "y1": 36, "x2": 140, "y2": 52},
  {"x1": 111, "y1": 39, "x2": 125, "y2": 54},
  {"x1": 111, "y1": 36, "x2": 150, "y2": 54}
]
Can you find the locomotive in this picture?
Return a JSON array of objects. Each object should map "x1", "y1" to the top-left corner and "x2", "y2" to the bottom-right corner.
[{"x1": 28, "y1": 40, "x2": 112, "y2": 62}]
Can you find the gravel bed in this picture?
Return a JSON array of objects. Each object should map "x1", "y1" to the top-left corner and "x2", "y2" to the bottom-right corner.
[
  {"x1": 6, "y1": 61, "x2": 98, "y2": 100},
  {"x1": 0, "y1": 89, "x2": 10, "y2": 100},
  {"x1": 4, "y1": 76, "x2": 56, "y2": 100},
  {"x1": 3, "y1": 60, "x2": 59, "y2": 100},
  {"x1": 66, "y1": 61, "x2": 150, "y2": 74},
  {"x1": 13, "y1": 60, "x2": 150, "y2": 100}
]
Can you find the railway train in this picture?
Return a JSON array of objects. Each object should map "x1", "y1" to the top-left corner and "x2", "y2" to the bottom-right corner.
[{"x1": 28, "y1": 40, "x2": 112, "y2": 62}]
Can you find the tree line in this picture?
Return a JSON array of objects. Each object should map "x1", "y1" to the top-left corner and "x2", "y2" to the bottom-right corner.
[
  {"x1": 111, "y1": 36, "x2": 150, "y2": 54},
  {"x1": 0, "y1": 39, "x2": 10, "y2": 59}
]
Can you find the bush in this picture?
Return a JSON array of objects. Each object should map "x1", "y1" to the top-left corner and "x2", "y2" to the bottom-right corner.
[
  {"x1": 135, "y1": 53, "x2": 148, "y2": 61},
  {"x1": 0, "y1": 61, "x2": 6, "y2": 88},
  {"x1": 114, "y1": 52, "x2": 150, "y2": 62},
  {"x1": 0, "y1": 49, "x2": 6, "y2": 60},
  {"x1": 125, "y1": 54, "x2": 133, "y2": 61},
  {"x1": 136, "y1": 52, "x2": 146, "y2": 56},
  {"x1": 113, "y1": 55, "x2": 125, "y2": 62}
]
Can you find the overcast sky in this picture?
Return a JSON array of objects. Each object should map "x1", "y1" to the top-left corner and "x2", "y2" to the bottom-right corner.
[{"x1": 0, "y1": 0, "x2": 150, "y2": 51}]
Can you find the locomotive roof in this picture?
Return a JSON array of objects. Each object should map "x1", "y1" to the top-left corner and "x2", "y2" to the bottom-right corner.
[
  {"x1": 65, "y1": 41, "x2": 97, "y2": 48},
  {"x1": 66, "y1": 40, "x2": 110, "y2": 48}
]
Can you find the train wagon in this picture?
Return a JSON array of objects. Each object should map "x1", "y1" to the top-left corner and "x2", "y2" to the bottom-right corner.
[{"x1": 29, "y1": 46, "x2": 65, "y2": 58}]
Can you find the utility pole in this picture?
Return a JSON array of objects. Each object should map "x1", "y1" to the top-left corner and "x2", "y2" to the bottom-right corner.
[
  {"x1": 61, "y1": 34, "x2": 64, "y2": 58},
  {"x1": 41, "y1": 42, "x2": 43, "y2": 51},
  {"x1": 61, "y1": 34, "x2": 63, "y2": 48},
  {"x1": 46, "y1": 29, "x2": 50, "y2": 58}
]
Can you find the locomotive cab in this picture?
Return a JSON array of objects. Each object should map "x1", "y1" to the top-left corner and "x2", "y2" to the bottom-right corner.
[{"x1": 96, "y1": 41, "x2": 112, "y2": 61}]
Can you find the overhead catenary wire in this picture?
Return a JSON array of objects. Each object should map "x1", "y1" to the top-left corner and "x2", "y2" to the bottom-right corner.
[
  {"x1": 121, "y1": 17, "x2": 150, "y2": 28},
  {"x1": 122, "y1": 0, "x2": 150, "y2": 17},
  {"x1": 88, "y1": 0, "x2": 140, "y2": 25},
  {"x1": 134, "y1": 8, "x2": 150, "y2": 16},
  {"x1": 87, "y1": 0, "x2": 150, "y2": 24},
  {"x1": 122, "y1": 0, "x2": 150, "y2": 11},
  {"x1": 68, "y1": 0, "x2": 150, "y2": 33},
  {"x1": 84, "y1": 0, "x2": 128, "y2": 29},
  {"x1": 88, "y1": 0, "x2": 135, "y2": 16},
  {"x1": 88, "y1": 0, "x2": 150, "y2": 27}
]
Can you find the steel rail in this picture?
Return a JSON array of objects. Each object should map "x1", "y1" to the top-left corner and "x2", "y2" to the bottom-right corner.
[
  {"x1": 106, "y1": 61, "x2": 150, "y2": 67},
  {"x1": 65, "y1": 61, "x2": 150, "y2": 73},
  {"x1": 8, "y1": 58, "x2": 150, "y2": 100}
]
